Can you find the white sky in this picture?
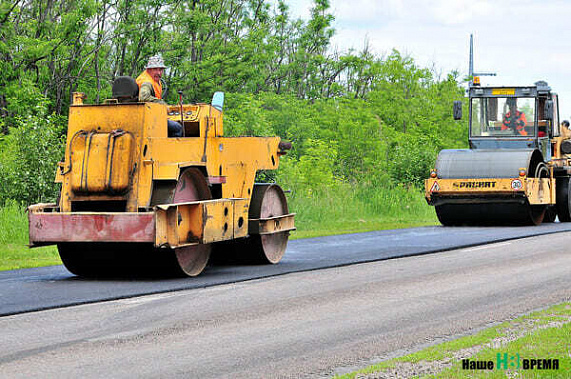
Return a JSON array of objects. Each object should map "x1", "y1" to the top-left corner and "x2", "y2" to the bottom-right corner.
[{"x1": 280, "y1": 0, "x2": 571, "y2": 120}]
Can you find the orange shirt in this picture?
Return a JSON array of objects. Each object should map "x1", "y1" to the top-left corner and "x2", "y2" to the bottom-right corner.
[
  {"x1": 136, "y1": 70, "x2": 162, "y2": 99},
  {"x1": 502, "y1": 111, "x2": 527, "y2": 136}
]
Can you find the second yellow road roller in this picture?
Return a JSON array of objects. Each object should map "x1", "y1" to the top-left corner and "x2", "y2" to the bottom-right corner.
[{"x1": 426, "y1": 80, "x2": 571, "y2": 225}]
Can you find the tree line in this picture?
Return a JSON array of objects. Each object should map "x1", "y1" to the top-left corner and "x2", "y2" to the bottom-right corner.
[{"x1": 0, "y1": 0, "x2": 467, "y2": 205}]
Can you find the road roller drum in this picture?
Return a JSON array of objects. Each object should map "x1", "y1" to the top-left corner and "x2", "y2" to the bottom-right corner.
[{"x1": 435, "y1": 149, "x2": 544, "y2": 179}]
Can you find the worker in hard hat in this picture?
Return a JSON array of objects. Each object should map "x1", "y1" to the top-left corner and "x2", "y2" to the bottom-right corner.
[
  {"x1": 136, "y1": 54, "x2": 183, "y2": 137},
  {"x1": 502, "y1": 97, "x2": 527, "y2": 136}
]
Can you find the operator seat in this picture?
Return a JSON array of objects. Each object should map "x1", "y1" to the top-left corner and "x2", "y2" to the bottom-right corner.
[{"x1": 112, "y1": 76, "x2": 139, "y2": 103}]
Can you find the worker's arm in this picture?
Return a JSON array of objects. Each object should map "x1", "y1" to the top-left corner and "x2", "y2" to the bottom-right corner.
[
  {"x1": 138, "y1": 82, "x2": 166, "y2": 104},
  {"x1": 518, "y1": 112, "x2": 527, "y2": 126},
  {"x1": 502, "y1": 115, "x2": 510, "y2": 130}
]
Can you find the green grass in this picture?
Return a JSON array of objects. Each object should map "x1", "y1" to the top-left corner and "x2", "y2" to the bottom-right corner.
[
  {"x1": 0, "y1": 184, "x2": 438, "y2": 271},
  {"x1": 336, "y1": 302, "x2": 571, "y2": 378},
  {"x1": 288, "y1": 182, "x2": 438, "y2": 239},
  {"x1": 0, "y1": 201, "x2": 60, "y2": 271}
]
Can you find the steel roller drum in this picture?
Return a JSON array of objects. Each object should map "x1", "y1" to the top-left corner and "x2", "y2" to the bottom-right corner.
[
  {"x1": 436, "y1": 149, "x2": 542, "y2": 179},
  {"x1": 433, "y1": 149, "x2": 547, "y2": 226}
]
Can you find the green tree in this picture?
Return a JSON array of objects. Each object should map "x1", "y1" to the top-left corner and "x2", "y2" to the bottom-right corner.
[
  {"x1": 0, "y1": 0, "x2": 467, "y2": 205},
  {"x1": 0, "y1": 113, "x2": 66, "y2": 204}
]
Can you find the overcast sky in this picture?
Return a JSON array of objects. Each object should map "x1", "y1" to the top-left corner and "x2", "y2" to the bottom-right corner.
[{"x1": 281, "y1": 0, "x2": 571, "y2": 120}]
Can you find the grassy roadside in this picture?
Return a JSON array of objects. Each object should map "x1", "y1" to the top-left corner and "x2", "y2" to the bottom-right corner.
[
  {"x1": 0, "y1": 202, "x2": 60, "y2": 270},
  {"x1": 0, "y1": 186, "x2": 438, "y2": 271},
  {"x1": 335, "y1": 302, "x2": 571, "y2": 378},
  {"x1": 287, "y1": 183, "x2": 438, "y2": 239}
]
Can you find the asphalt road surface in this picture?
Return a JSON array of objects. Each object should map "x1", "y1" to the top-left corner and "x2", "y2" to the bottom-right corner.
[
  {"x1": 2, "y1": 223, "x2": 571, "y2": 316},
  {"x1": 1, "y1": 231, "x2": 570, "y2": 378}
]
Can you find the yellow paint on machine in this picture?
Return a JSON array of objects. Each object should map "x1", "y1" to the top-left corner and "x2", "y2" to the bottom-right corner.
[
  {"x1": 59, "y1": 102, "x2": 280, "y2": 212},
  {"x1": 153, "y1": 198, "x2": 266, "y2": 248},
  {"x1": 425, "y1": 177, "x2": 555, "y2": 205},
  {"x1": 50, "y1": 98, "x2": 289, "y2": 248},
  {"x1": 69, "y1": 131, "x2": 135, "y2": 193},
  {"x1": 491, "y1": 88, "x2": 515, "y2": 95}
]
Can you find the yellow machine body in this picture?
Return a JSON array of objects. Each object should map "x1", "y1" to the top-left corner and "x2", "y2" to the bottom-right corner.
[
  {"x1": 56, "y1": 102, "x2": 280, "y2": 211},
  {"x1": 425, "y1": 176, "x2": 555, "y2": 205},
  {"x1": 29, "y1": 91, "x2": 294, "y2": 277}
]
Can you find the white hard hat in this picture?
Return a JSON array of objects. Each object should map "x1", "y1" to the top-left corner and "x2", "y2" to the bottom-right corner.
[{"x1": 145, "y1": 54, "x2": 166, "y2": 69}]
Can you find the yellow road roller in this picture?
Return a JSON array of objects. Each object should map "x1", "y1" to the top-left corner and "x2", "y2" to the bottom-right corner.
[
  {"x1": 425, "y1": 80, "x2": 571, "y2": 225},
  {"x1": 28, "y1": 78, "x2": 295, "y2": 277}
]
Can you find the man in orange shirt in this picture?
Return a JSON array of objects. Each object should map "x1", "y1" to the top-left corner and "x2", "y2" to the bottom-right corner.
[
  {"x1": 502, "y1": 98, "x2": 527, "y2": 135},
  {"x1": 136, "y1": 55, "x2": 183, "y2": 137}
]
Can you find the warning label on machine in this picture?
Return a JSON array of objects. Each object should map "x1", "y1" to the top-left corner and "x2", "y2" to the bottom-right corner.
[{"x1": 452, "y1": 181, "x2": 497, "y2": 189}]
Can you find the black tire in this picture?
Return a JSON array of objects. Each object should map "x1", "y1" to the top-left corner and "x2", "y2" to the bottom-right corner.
[
  {"x1": 556, "y1": 177, "x2": 571, "y2": 222},
  {"x1": 434, "y1": 202, "x2": 545, "y2": 226},
  {"x1": 57, "y1": 242, "x2": 180, "y2": 278},
  {"x1": 435, "y1": 205, "x2": 460, "y2": 226}
]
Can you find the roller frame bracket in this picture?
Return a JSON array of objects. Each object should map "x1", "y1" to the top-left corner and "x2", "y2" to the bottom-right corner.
[
  {"x1": 248, "y1": 213, "x2": 296, "y2": 235},
  {"x1": 155, "y1": 198, "x2": 248, "y2": 248}
]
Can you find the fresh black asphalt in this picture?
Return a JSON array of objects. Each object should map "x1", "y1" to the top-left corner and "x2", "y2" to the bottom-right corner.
[{"x1": 2, "y1": 223, "x2": 571, "y2": 316}]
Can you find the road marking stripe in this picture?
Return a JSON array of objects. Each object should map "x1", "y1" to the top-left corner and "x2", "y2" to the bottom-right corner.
[
  {"x1": 117, "y1": 293, "x2": 177, "y2": 305},
  {"x1": 463, "y1": 242, "x2": 512, "y2": 252}
]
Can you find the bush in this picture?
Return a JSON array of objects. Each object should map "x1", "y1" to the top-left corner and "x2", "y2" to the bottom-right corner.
[
  {"x1": 0, "y1": 113, "x2": 66, "y2": 205},
  {"x1": 386, "y1": 132, "x2": 439, "y2": 187}
]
